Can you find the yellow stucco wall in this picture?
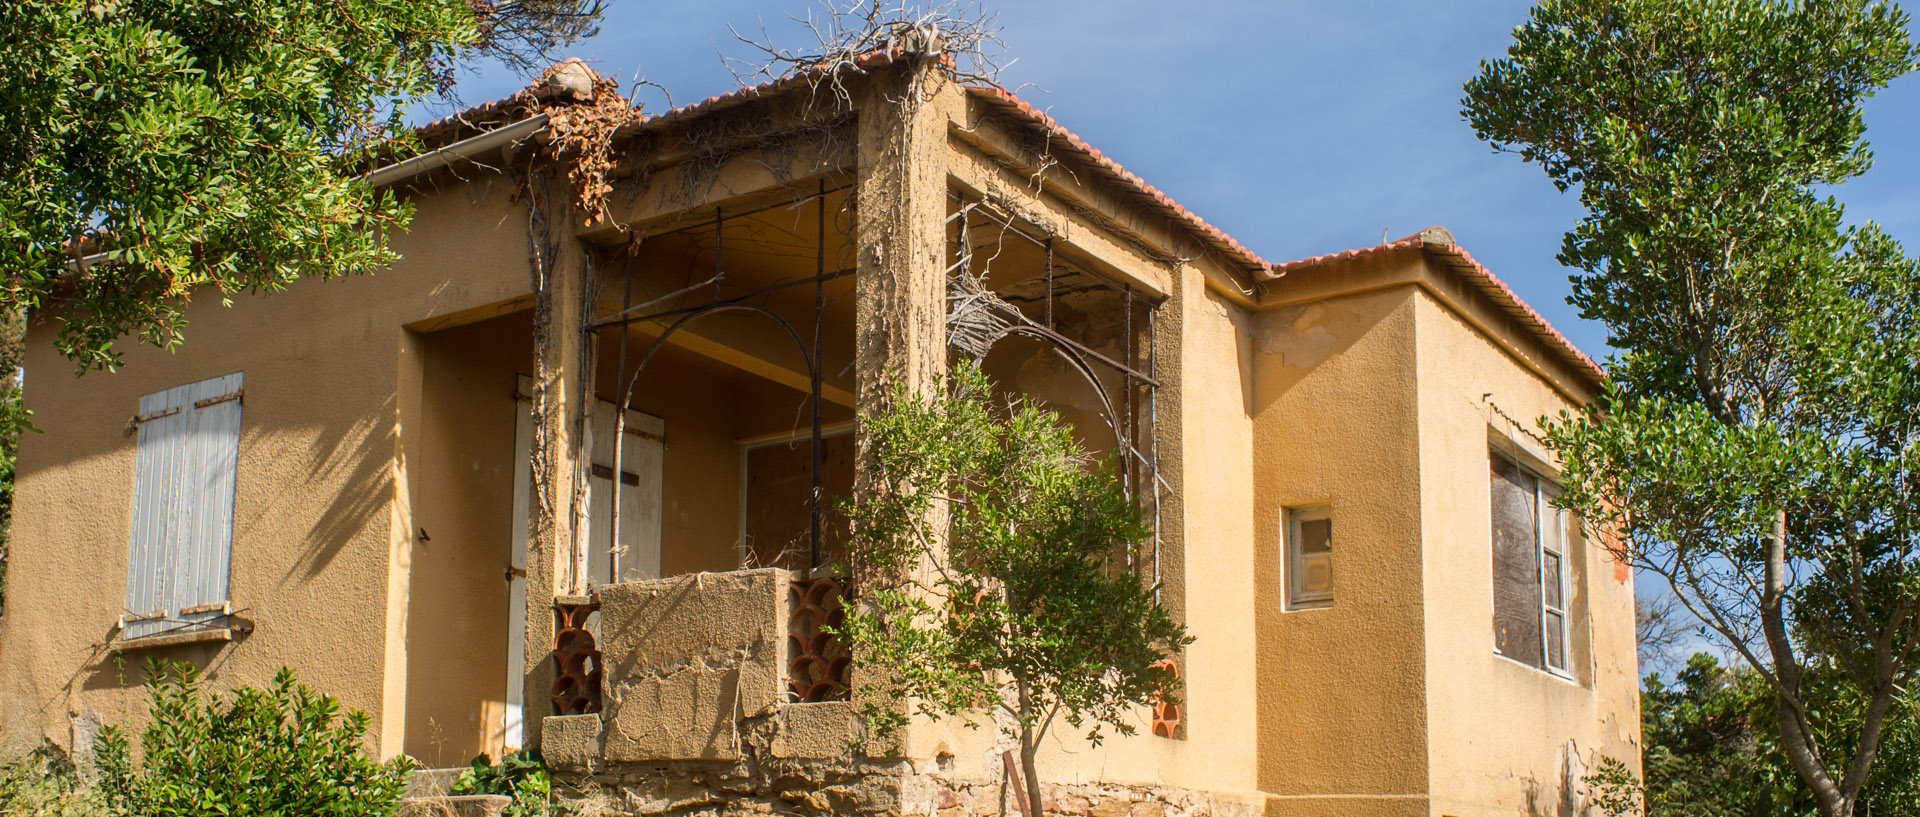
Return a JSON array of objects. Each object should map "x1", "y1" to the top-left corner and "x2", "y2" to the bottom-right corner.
[
  {"x1": 405, "y1": 310, "x2": 530, "y2": 764},
  {"x1": 0, "y1": 177, "x2": 535, "y2": 759},
  {"x1": 1251, "y1": 281, "x2": 1431, "y2": 817},
  {"x1": 0, "y1": 72, "x2": 1637, "y2": 813},
  {"x1": 1412, "y1": 277, "x2": 1640, "y2": 817}
]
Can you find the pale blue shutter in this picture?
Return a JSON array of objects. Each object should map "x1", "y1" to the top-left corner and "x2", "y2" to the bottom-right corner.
[{"x1": 123, "y1": 372, "x2": 242, "y2": 639}]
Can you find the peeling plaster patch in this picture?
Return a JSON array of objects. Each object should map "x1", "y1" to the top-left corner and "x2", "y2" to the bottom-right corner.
[
  {"x1": 69, "y1": 709, "x2": 103, "y2": 773},
  {"x1": 1258, "y1": 303, "x2": 1337, "y2": 368}
]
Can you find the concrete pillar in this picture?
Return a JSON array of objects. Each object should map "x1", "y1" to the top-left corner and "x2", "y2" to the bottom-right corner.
[
  {"x1": 853, "y1": 60, "x2": 951, "y2": 406},
  {"x1": 521, "y1": 187, "x2": 594, "y2": 754},
  {"x1": 849, "y1": 60, "x2": 954, "y2": 763}
]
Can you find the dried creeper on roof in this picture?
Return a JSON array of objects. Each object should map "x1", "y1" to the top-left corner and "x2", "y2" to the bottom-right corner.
[{"x1": 537, "y1": 59, "x2": 638, "y2": 225}]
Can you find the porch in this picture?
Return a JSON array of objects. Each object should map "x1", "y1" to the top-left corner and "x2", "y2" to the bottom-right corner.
[{"x1": 400, "y1": 179, "x2": 1162, "y2": 766}]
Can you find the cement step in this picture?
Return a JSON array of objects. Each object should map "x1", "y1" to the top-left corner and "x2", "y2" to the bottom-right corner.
[{"x1": 396, "y1": 794, "x2": 512, "y2": 817}]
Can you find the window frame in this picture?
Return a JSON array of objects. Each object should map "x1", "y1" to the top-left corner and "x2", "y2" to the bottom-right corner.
[
  {"x1": 1283, "y1": 502, "x2": 1334, "y2": 611},
  {"x1": 1489, "y1": 448, "x2": 1575, "y2": 678}
]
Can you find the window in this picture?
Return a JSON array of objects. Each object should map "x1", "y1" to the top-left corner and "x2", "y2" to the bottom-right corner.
[
  {"x1": 1284, "y1": 504, "x2": 1334, "y2": 609},
  {"x1": 740, "y1": 425, "x2": 856, "y2": 573},
  {"x1": 122, "y1": 373, "x2": 244, "y2": 640},
  {"x1": 1490, "y1": 450, "x2": 1573, "y2": 674}
]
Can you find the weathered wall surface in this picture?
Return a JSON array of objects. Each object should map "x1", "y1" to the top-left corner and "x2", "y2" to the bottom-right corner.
[
  {"x1": 1164, "y1": 270, "x2": 1260, "y2": 796},
  {"x1": 1249, "y1": 273, "x2": 1431, "y2": 817},
  {"x1": 0, "y1": 175, "x2": 534, "y2": 759},
  {"x1": 596, "y1": 569, "x2": 787, "y2": 761},
  {"x1": 545, "y1": 557, "x2": 1262, "y2": 816},
  {"x1": 1411, "y1": 273, "x2": 1639, "y2": 817}
]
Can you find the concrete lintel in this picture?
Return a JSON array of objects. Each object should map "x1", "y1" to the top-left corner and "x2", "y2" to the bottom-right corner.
[
  {"x1": 593, "y1": 142, "x2": 857, "y2": 241},
  {"x1": 635, "y1": 323, "x2": 856, "y2": 408},
  {"x1": 945, "y1": 141, "x2": 1173, "y2": 299}
]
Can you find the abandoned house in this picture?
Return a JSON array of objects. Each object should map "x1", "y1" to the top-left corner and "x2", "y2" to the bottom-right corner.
[{"x1": 0, "y1": 50, "x2": 1639, "y2": 817}]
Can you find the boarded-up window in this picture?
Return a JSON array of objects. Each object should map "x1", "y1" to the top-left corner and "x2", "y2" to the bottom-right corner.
[
  {"x1": 123, "y1": 372, "x2": 244, "y2": 640},
  {"x1": 1284, "y1": 504, "x2": 1334, "y2": 609},
  {"x1": 1490, "y1": 450, "x2": 1573, "y2": 673},
  {"x1": 743, "y1": 430, "x2": 855, "y2": 572}
]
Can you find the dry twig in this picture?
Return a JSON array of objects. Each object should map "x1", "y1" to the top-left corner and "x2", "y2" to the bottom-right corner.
[{"x1": 725, "y1": 0, "x2": 1009, "y2": 110}]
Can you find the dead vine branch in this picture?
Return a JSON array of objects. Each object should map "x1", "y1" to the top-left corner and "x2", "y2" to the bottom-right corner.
[{"x1": 725, "y1": 0, "x2": 1009, "y2": 110}]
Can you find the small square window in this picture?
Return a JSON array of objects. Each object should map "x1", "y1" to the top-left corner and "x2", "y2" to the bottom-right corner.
[{"x1": 1285, "y1": 504, "x2": 1334, "y2": 610}]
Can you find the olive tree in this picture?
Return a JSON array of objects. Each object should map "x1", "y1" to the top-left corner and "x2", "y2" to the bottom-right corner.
[
  {"x1": 839, "y1": 364, "x2": 1189, "y2": 817},
  {"x1": 1463, "y1": 2, "x2": 1920, "y2": 816}
]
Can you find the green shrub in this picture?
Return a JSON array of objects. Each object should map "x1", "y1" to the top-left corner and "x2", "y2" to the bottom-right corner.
[
  {"x1": 97, "y1": 661, "x2": 413, "y2": 817},
  {"x1": 0, "y1": 743, "x2": 109, "y2": 817},
  {"x1": 450, "y1": 750, "x2": 550, "y2": 817}
]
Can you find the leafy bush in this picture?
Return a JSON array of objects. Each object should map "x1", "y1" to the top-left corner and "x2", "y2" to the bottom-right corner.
[
  {"x1": 0, "y1": 743, "x2": 109, "y2": 817},
  {"x1": 449, "y1": 750, "x2": 551, "y2": 817},
  {"x1": 97, "y1": 661, "x2": 413, "y2": 817}
]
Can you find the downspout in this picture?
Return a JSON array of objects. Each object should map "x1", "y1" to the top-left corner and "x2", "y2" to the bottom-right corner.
[{"x1": 65, "y1": 113, "x2": 554, "y2": 272}]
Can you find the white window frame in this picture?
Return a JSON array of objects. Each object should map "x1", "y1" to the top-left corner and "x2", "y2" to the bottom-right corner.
[
  {"x1": 121, "y1": 372, "x2": 244, "y2": 641},
  {"x1": 1283, "y1": 503, "x2": 1334, "y2": 610},
  {"x1": 1491, "y1": 449, "x2": 1574, "y2": 677}
]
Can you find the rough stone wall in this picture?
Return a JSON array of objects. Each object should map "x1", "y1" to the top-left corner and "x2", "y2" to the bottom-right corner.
[
  {"x1": 546, "y1": 566, "x2": 1254, "y2": 817},
  {"x1": 553, "y1": 714, "x2": 1258, "y2": 817},
  {"x1": 593, "y1": 569, "x2": 789, "y2": 761}
]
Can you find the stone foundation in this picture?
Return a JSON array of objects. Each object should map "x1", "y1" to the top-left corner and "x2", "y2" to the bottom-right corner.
[
  {"x1": 550, "y1": 570, "x2": 1256, "y2": 817},
  {"x1": 557, "y1": 755, "x2": 1256, "y2": 817}
]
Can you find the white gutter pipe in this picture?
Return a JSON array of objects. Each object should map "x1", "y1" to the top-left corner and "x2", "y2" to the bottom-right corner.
[
  {"x1": 66, "y1": 112, "x2": 552, "y2": 272},
  {"x1": 363, "y1": 112, "x2": 551, "y2": 188}
]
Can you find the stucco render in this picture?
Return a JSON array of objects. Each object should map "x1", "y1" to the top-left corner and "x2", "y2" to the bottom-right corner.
[
  {"x1": 1251, "y1": 282, "x2": 1429, "y2": 817},
  {"x1": 1410, "y1": 274, "x2": 1638, "y2": 817},
  {"x1": 0, "y1": 57, "x2": 1633, "y2": 817},
  {"x1": 0, "y1": 177, "x2": 536, "y2": 758}
]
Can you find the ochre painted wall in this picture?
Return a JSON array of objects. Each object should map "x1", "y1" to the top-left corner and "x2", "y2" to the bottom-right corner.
[
  {"x1": 405, "y1": 310, "x2": 531, "y2": 764},
  {"x1": 1251, "y1": 281, "x2": 1431, "y2": 817},
  {"x1": 0, "y1": 73, "x2": 1636, "y2": 813},
  {"x1": 1412, "y1": 281, "x2": 1640, "y2": 817},
  {"x1": 0, "y1": 178, "x2": 534, "y2": 759}
]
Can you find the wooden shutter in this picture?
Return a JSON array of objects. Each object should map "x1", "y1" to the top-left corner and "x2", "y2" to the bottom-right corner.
[
  {"x1": 585, "y1": 396, "x2": 664, "y2": 586},
  {"x1": 1490, "y1": 453, "x2": 1543, "y2": 667},
  {"x1": 123, "y1": 372, "x2": 243, "y2": 639}
]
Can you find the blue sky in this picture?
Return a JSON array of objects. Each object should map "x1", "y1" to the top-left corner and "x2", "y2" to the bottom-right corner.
[{"x1": 439, "y1": 0, "x2": 1920, "y2": 364}]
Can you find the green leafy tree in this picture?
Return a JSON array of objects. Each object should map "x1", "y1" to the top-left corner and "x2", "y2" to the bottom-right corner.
[
  {"x1": 0, "y1": 308, "x2": 33, "y2": 619},
  {"x1": 839, "y1": 364, "x2": 1190, "y2": 817},
  {"x1": 96, "y1": 661, "x2": 413, "y2": 817},
  {"x1": 1592, "y1": 653, "x2": 1920, "y2": 817},
  {"x1": 0, "y1": 0, "x2": 604, "y2": 372},
  {"x1": 0, "y1": 742, "x2": 109, "y2": 817},
  {"x1": 1463, "y1": 3, "x2": 1920, "y2": 815}
]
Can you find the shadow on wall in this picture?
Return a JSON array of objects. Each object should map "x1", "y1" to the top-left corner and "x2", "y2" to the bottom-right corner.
[
  {"x1": 278, "y1": 402, "x2": 398, "y2": 584},
  {"x1": 1245, "y1": 289, "x2": 1406, "y2": 418},
  {"x1": 76, "y1": 637, "x2": 232, "y2": 694}
]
